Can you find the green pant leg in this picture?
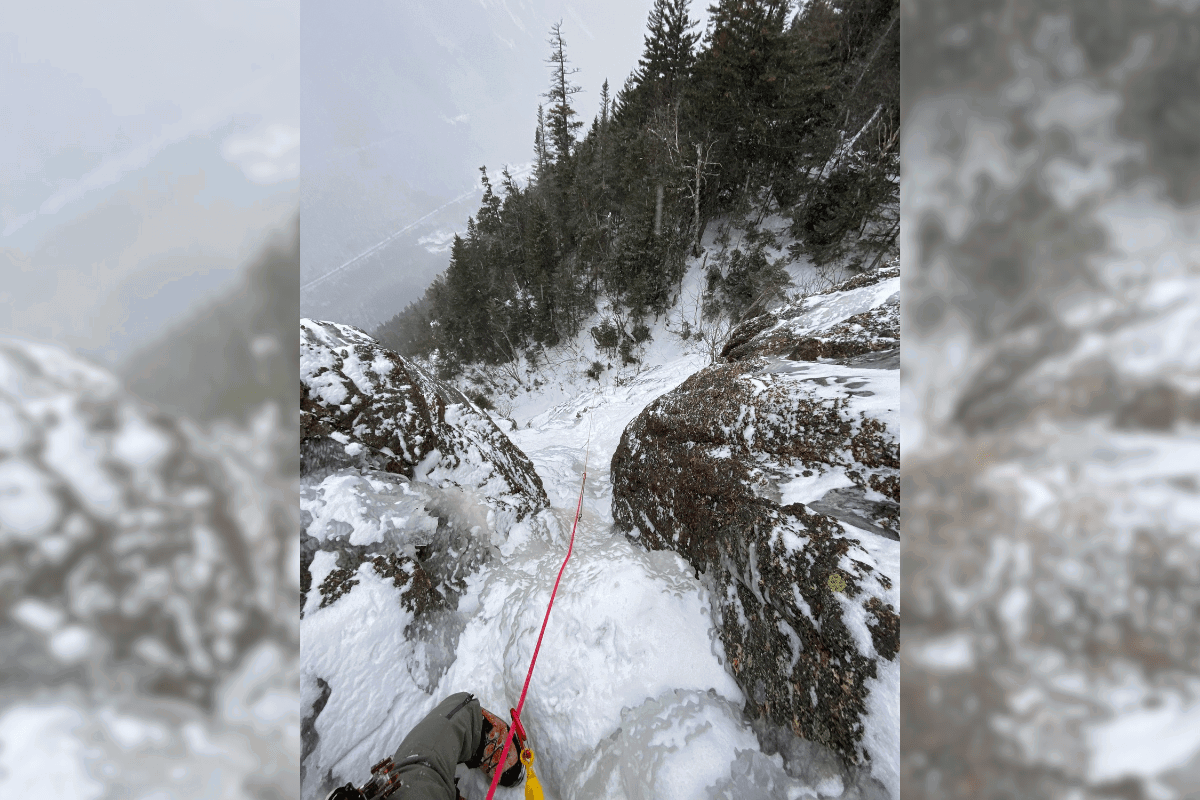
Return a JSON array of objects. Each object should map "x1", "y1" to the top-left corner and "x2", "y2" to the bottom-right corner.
[{"x1": 389, "y1": 692, "x2": 482, "y2": 800}]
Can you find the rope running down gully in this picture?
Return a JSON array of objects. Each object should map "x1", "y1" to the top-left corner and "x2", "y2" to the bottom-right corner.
[{"x1": 484, "y1": 411, "x2": 592, "y2": 800}]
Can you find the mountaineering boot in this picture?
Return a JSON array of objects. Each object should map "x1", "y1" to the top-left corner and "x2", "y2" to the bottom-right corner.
[{"x1": 465, "y1": 706, "x2": 524, "y2": 787}]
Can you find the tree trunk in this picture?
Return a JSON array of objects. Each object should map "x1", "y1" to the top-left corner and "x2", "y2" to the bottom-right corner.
[
  {"x1": 654, "y1": 183, "x2": 664, "y2": 237},
  {"x1": 865, "y1": 217, "x2": 900, "y2": 272},
  {"x1": 692, "y1": 143, "x2": 703, "y2": 253}
]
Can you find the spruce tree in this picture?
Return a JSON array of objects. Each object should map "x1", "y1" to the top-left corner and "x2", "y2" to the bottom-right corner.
[
  {"x1": 544, "y1": 21, "x2": 583, "y2": 164},
  {"x1": 599, "y1": 79, "x2": 611, "y2": 129},
  {"x1": 476, "y1": 166, "x2": 502, "y2": 236},
  {"x1": 597, "y1": 79, "x2": 611, "y2": 192},
  {"x1": 633, "y1": 0, "x2": 700, "y2": 111},
  {"x1": 534, "y1": 105, "x2": 550, "y2": 178},
  {"x1": 689, "y1": 0, "x2": 803, "y2": 213}
]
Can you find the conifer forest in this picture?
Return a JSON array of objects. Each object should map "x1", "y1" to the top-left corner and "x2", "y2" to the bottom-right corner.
[{"x1": 374, "y1": 0, "x2": 899, "y2": 373}]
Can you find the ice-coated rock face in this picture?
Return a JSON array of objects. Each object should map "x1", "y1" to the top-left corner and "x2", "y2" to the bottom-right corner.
[
  {"x1": 298, "y1": 317, "x2": 550, "y2": 625},
  {"x1": 299, "y1": 320, "x2": 551, "y2": 794},
  {"x1": 610, "y1": 266, "x2": 901, "y2": 797},
  {"x1": 300, "y1": 318, "x2": 548, "y2": 530},
  {"x1": 0, "y1": 336, "x2": 295, "y2": 707}
]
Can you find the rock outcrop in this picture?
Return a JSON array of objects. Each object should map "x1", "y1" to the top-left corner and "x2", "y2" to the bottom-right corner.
[
  {"x1": 300, "y1": 318, "x2": 547, "y2": 527},
  {"x1": 299, "y1": 319, "x2": 549, "y2": 607},
  {"x1": 721, "y1": 264, "x2": 899, "y2": 366},
  {"x1": 299, "y1": 320, "x2": 550, "y2": 795},
  {"x1": 611, "y1": 266, "x2": 900, "y2": 797}
]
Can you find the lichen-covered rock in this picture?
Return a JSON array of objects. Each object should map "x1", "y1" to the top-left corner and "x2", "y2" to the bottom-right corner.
[
  {"x1": 300, "y1": 319, "x2": 547, "y2": 530},
  {"x1": 611, "y1": 267, "x2": 900, "y2": 797},
  {"x1": 0, "y1": 337, "x2": 295, "y2": 708},
  {"x1": 313, "y1": 552, "x2": 443, "y2": 622},
  {"x1": 299, "y1": 318, "x2": 549, "y2": 620}
]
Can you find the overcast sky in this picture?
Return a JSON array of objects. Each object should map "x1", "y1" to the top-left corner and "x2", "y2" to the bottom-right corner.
[
  {"x1": 2, "y1": 0, "x2": 299, "y2": 365},
  {"x1": 2, "y1": 1, "x2": 716, "y2": 353},
  {"x1": 300, "y1": 0, "x2": 712, "y2": 330}
]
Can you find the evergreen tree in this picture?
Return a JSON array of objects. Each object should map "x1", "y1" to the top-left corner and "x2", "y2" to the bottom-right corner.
[
  {"x1": 378, "y1": 0, "x2": 900, "y2": 367},
  {"x1": 534, "y1": 105, "x2": 550, "y2": 178},
  {"x1": 632, "y1": 0, "x2": 700, "y2": 112},
  {"x1": 544, "y1": 21, "x2": 583, "y2": 164},
  {"x1": 688, "y1": 0, "x2": 798, "y2": 213},
  {"x1": 476, "y1": 166, "x2": 502, "y2": 236},
  {"x1": 597, "y1": 79, "x2": 612, "y2": 192},
  {"x1": 790, "y1": 0, "x2": 900, "y2": 269},
  {"x1": 599, "y1": 79, "x2": 611, "y2": 129}
]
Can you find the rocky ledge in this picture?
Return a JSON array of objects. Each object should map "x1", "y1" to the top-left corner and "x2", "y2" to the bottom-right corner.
[
  {"x1": 611, "y1": 265, "x2": 901, "y2": 798},
  {"x1": 299, "y1": 318, "x2": 550, "y2": 610},
  {"x1": 300, "y1": 319, "x2": 547, "y2": 525}
]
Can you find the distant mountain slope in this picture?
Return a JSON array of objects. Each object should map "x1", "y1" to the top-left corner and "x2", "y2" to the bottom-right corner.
[{"x1": 120, "y1": 219, "x2": 299, "y2": 434}]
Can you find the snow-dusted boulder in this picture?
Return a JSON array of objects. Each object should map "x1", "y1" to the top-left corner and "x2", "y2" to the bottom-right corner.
[
  {"x1": 300, "y1": 319, "x2": 547, "y2": 530},
  {"x1": 721, "y1": 264, "x2": 899, "y2": 365},
  {"x1": 0, "y1": 337, "x2": 294, "y2": 707},
  {"x1": 610, "y1": 267, "x2": 901, "y2": 798},
  {"x1": 299, "y1": 466, "x2": 481, "y2": 620}
]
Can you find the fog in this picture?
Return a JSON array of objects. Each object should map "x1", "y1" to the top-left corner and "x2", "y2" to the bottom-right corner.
[
  {"x1": 299, "y1": 0, "x2": 710, "y2": 331},
  {"x1": 2, "y1": 3, "x2": 300, "y2": 798}
]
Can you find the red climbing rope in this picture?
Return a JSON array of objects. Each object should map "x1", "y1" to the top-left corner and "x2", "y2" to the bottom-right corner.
[{"x1": 484, "y1": 430, "x2": 590, "y2": 800}]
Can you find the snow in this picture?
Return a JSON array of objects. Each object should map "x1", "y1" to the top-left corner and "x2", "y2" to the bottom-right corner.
[
  {"x1": 560, "y1": 690, "x2": 760, "y2": 800},
  {"x1": 0, "y1": 705, "x2": 103, "y2": 799},
  {"x1": 304, "y1": 550, "x2": 340, "y2": 617},
  {"x1": 301, "y1": 562, "x2": 439, "y2": 792},
  {"x1": 832, "y1": 524, "x2": 900, "y2": 798},
  {"x1": 766, "y1": 358, "x2": 899, "y2": 431},
  {"x1": 434, "y1": 514, "x2": 746, "y2": 795},
  {"x1": 779, "y1": 469, "x2": 856, "y2": 506},
  {"x1": 302, "y1": 470, "x2": 439, "y2": 547},
  {"x1": 859, "y1": 658, "x2": 900, "y2": 800},
  {"x1": 302, "y1": 240, "x2": 900, "y2": 799},
  {"x1": 774, "y1": 278, "x2": 899, "y2": 339}
]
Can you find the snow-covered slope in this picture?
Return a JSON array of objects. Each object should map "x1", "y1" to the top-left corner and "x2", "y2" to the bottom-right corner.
[{"x1": 300, "y1": 249, "x2": 900, "y2": 799}]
